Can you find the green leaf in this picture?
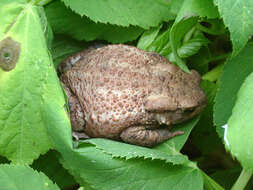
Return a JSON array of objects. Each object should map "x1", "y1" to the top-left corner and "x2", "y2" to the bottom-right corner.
[
  {"x1": 170, "y1": 16, "x2": 198, "y2": 72},
  {"x1": 137, "y1": 25, "x2": 162, "y2": 50},
  {"x1": 137, "y1": 23, "x2": 208, "y2": 68},
  {"x1": 202, "y1": 64, "x2": 224, "y2": 82},
  {"x1": 137, "y1": 24, "x2": 173, "y2": 58},
  {"x1": 214, "y1": 42, "x2": 253, "y2": 138},
  {"x1": 226, "y1": 68, "x2": 253, "y2": 170},
  {"x1": 61, "y1": 0, "x2": 174, "y2": 29},
  {"x1": 178, "y1": 37, "x2": 209, "y2": 57},
  {"x1": 196, "y1": 19, "x2": 226, "y2": 36},
  {"x1": 45, "y1": 1, "x2": 144, "y2": 43},
  {"x1": 63, "y1": 144, "x2": 204, "y2": 190},
  {"x1": 170, "y1": 0, "x2": 219, "y2": 72},
  {"x1": 191, "y1": 81, "x2": 222, "y2": 154},
  {"x1": 216, "y1": 0, "x2": 253, "y2": 56},
  {"x1": 169, "y1": 0, "x2": 185, "y2": 15},
  {"x1": 189, "y1": 46, "x2": 210, "y2": 75},
  {"x1": 0, "y1": 164, "x2": 60, "y2": 190},
  {"x1": 0, "y1": 1, "x2": 25, "y2": 36},
  {"x1": 82, "y1": 138, "x2": 188, "y2": 164},
  {"x1": 143, "y1": 25, "x2": 172, "y2": 55},
  {"x1": 51, "y1": 35, "x2": 87, "y2": 68},
  {"x1": 37, "y1": 6, "x2": 53, "y2": 49},
  {"x1": 176, "y1": 0, "x2": 219, "y2": 19},
  {"x1": 32, "y1": 150, "x2": 77, "y2": 189},
  {"x1": 202, "y1": 171, "x2": 225, "y2": 190},
  {"x1": 155, "y1": 117, "x2": 199, "y2": 154},
  {"x1": 139, "y1": 23, "x2": 206, "y2": 68},
  {"x1": 0, "y1": 1, "x2": 68, "y2": 164},
  {"x1": 168, "y1": 35, "x2": 209, "y2": 62}
]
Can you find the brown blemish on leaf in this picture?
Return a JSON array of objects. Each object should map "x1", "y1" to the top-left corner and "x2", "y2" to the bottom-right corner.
[{"x1": 0, "y1": 37, "x2": 21, "y2": 71}]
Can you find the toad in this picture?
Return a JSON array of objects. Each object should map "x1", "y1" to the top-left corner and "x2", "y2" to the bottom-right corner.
[{"x1": 59, "y1": 44, "x2": 206, "y2": 147}]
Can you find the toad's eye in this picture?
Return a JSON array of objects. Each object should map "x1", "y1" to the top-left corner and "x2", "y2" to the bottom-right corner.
[
  {"x1": 0, "y1": 37, "x2": 21, "y2": 71},
  {"x1": 68, "y1": 102, "x2": 73, "y2": 107},
  {"x1": 183, "y1": 108, "x2": 195, "y2": 113}
]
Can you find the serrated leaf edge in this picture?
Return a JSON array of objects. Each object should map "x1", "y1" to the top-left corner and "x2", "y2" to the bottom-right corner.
[{"x1": 86, "y1": 142, "x2": 188, "y2": 165}]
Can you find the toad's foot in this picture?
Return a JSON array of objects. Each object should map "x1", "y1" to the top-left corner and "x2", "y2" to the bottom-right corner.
[
  {"x1": 72, "y1": 131, "x2": 90, "y2": 141},
  {"x1": 120, "y1": 126, "x2": 184, "y2": 147}
]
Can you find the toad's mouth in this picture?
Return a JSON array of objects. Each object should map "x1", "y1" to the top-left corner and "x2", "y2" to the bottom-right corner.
[
  {"x1": 174, "y1": 102, "x2": 207, "y2": 124},
  {"x1": 154, "y1": 103, "x2": 206, "y2": 125}
]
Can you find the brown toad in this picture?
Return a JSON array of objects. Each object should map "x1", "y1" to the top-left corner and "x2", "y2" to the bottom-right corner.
[{"x1": 59, "y1": 44, "x2": 206, "y2": 147}]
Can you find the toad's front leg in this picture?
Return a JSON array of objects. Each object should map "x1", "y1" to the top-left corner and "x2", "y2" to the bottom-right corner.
[
  {"x1": 61, "y1": 82, "x2": 86, "y2": 131},
  {"x1": 61, "y1": 82, "x2": 90, "y2": 141},
  {"x1": 72, "y1": 131, "x2": 90, "y2": 141},
  {"x1": 120, "y1": 126, "x2": 184, "y2": 147}
]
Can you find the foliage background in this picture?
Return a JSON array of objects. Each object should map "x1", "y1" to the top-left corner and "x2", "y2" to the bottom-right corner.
[{"x1": 1, "y1": 0, "x2": 253, "y2": 189}]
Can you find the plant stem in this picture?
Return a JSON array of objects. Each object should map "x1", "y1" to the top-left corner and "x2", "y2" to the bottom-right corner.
[
  {"x1": 209, "y1": 53, "x2": 231, "y2": 62},
  {"x1": 231, "y1": 169, "x2": 253, "y2": 190},
  {"x1": 196, "y1": 23, "x2": 220, "y2": 35}
]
